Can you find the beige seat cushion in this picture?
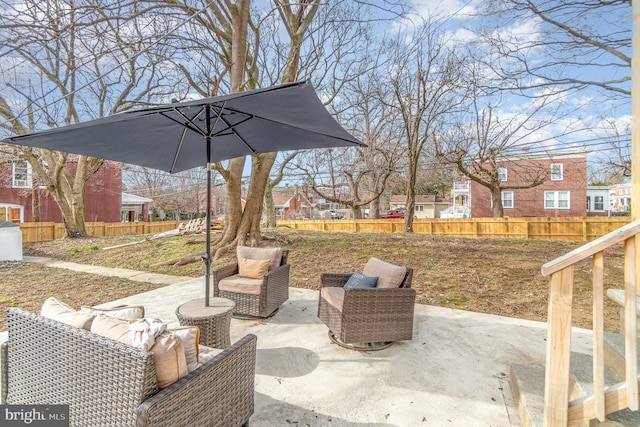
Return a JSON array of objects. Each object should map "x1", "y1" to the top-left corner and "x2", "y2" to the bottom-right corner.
[
  {"x1": 362, "y1": 257, "x2": 407, "y2": 289},
  {"x1": 198, "y1": 345, "x2": 223, "y2": 365},
  {"x1": 219, "y1": 274, "x2": 263, "y2": 295},
  {"x1": 40, "y1": 297, "x2": 95, "y2": 330},
  {"x1": 80, "y1": 305, "x2": 145, "y2": 319},
  {"x1": 238, "y1": 257, "x2": 271, "y2": 279},
  {"x1": 91, "y1": 315, "x2": 188, "y2": 389},
  {"x1": 237, "y1": 246, "x2": 283, "y2": 271},
  {"x1": 320, "y1": 287, "x2": 345, "y2": 311}
]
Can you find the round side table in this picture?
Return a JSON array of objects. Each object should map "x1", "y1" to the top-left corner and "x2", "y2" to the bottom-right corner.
[{"x1": 175, "y1": 298, "x2": 235, "y2": 349}]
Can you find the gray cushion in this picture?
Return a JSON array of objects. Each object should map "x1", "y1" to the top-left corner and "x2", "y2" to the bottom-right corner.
[{"x1": 344, "y1": 272, "x2": 378, "y2": 289}]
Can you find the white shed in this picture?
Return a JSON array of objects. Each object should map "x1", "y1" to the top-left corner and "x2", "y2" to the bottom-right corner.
[{"x1": 0, "y1": 220, "x2": 22, "y2": 261}]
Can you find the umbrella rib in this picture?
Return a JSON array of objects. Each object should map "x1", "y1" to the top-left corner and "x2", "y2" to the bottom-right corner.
[
  {"x1": 169, "y1": 127, "x2": 189, "y2": 173},
  {"x1": 217, "y1": 114, "x2": 257, "y2": 153},
  {"x1": 160, "y1": 108, "x2": 208, "y2": 137}
]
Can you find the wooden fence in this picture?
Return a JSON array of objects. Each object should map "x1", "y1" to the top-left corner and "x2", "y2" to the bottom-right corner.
[
  {"x1": 278, "y1": 217, "x2": 632, "y2": 242},
  {"x1": 19, "y1": 221, "x2": 181, "y2": 244},
  {"x1": 18, "y1": 217, "x2": 632, "y2": 244}
]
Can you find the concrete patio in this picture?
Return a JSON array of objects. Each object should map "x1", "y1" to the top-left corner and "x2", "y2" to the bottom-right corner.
[{"x1": 89, "y1": 276, "x2": 596, "y2": 427}]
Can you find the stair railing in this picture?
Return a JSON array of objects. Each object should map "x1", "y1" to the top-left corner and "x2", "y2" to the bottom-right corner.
[{"x1": 541, "y1": 219, "x2": 640, "y2": 426}]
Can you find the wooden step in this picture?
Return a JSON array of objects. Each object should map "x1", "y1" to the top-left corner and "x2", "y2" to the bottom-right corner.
[
  {"x1": 604, "y1": 332, "x2": 640, "y2": 383},
  {"x1": 606, "y1": 289, "x2": 640, "y2": 336},
  {"x1": 510, "y1": 353, "x2": 640, "y2": 427}
]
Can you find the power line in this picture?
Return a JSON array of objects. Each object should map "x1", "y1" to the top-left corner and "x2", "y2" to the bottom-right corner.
[{"x1": 3, "y1": 2, "x2": 215, "y2": 121}]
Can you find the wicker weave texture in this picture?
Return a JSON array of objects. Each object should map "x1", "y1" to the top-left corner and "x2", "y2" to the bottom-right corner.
[
  {"x1": 213, "y1": 250, "x2": 290, "y2": 318},
  {"x1": 175, "y1": 298, "x2": 234, "y2": 348},
  {"x1": 317, "y1": 266, "x2": 416, "y2": 345},
  {"x1": 2, "y1": 308, "x2": 256, "y2": 427},
  {"x1": 137, "y1": 334, "x2": 257, "y2": 427}
]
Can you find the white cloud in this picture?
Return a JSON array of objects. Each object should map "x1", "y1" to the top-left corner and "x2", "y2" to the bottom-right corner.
[{"x1": 411, "y1": 0, "x2": 478, "y2": 19}]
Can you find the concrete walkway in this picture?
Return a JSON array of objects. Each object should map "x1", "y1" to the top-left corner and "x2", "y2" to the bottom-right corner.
[
  {"x1": 15, "y1": 259, "x2": 597, "y2": 426},
  {"x1": 23, "y1": 256, "x2": 193, "y2": 284}
]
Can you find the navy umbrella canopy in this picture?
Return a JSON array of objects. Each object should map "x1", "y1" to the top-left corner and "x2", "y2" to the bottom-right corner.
[
  {"x1": 4, "y1": 80, "x2": 362, "y2": 173},
  {"x1": 3, "y1": 80, "x2": 364, "y2": 305}
]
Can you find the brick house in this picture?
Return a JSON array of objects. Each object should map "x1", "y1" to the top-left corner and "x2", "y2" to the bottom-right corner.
[
  {"x1": 273, "y1": 184, "x2": 313, "y2": 220},
  {"x1": 609, "y1": 183, "x2": 632, "y2": 215},
  {"x1": 0, "y1": 157, "x2": 122, "y2": 223},
  {"x1": 467, "y1": 152, "x2": 587, "y2": 217}
]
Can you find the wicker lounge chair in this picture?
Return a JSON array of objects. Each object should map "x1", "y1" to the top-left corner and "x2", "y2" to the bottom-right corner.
[
  {"x1": 317, "y1": 257, "x2": 415, "y2": 350},
  {"x1": 1, "y1": 308, "x2": 256, "y2": 427},
  {"x1": 213, "y1": 246, "x2": 290, "y2": 318}
]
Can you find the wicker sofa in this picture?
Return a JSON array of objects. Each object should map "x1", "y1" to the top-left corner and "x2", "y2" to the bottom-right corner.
[
  {"x1": 317, "y1": 257, "x2": 415, "y2": 350},
  {"x1": 1, "y1": 308, "x2": 257, "y2": 427}
]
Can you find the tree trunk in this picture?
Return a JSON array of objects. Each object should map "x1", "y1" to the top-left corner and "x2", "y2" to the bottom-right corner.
[
  {"x1": 212, "y1": 0, "x2": 250, "y2": 257},
  {"x1": 28, "y1": 152, "x2": 91, "y2": 238},
  {"x1": 351, "y1": 206, "x2": 362, "y2": 219},
  {"x1": 241, "y1": 152, "x2": 277, "y2": 244},
  {"x1": 370, "y1": 198, "x2": 380, "y2": 218},
  {"x1": 263, "y1": 184, "x2": 276, "y2": 228},
  {"x1": 215, "y1": 157, "x2": 246, "y2": 256},
  {"x1": 492, "y1": 187, "x2": 504, "y2": 217},
  {"x1": 404, "y1": 152, "x2": 418, "y2": 232},
  {"x1": 31, "y1": 188, "x2": 40, "y2": 222}
]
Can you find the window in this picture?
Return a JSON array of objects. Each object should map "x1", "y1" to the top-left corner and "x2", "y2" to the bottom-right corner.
[
  {"x1": 415, "y1": 205, "x2": 424, "y2": 212},
  {"x1": 594, "y1": 196, "x2": 604, "y2": 211},
  {"x1": 502, "y1": 191, "x2": 514, "y2": 209},
  {"x1": 12, "y1": 161, "x2": 31, "y2": 188},
  {"x1": 498, "y1": 167, "x2": 507, "y2": 182},
  {"x1": 551, "y1": 163, "x2": 563, "y2": 181},
  {"x1": 544, "y1": 191, "x2": 570, "y2": 209}
]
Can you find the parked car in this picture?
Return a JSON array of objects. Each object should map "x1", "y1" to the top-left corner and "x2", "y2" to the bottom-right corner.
[
  {"x1": 379, "y1": 209, "x2": 405, "y2": 219},
  {"x1": 330, "y1": 211, "x2": 344, "y2": 219}
]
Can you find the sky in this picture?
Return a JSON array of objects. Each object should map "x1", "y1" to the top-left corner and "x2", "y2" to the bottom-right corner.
[
  {"x1": 399, "y1": 0, "x2": 632, "y2": 177},
  {"x1": 0, "y1": 0, "x2": 633, "y2": 185}
]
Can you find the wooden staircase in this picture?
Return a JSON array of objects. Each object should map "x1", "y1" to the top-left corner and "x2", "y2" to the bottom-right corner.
[
  {"x1": 511, "y1": 333, "x2": 640, "y2": 426},
  {"x1": 510, "y1": 220, "x2": 640, "y2": 426}
]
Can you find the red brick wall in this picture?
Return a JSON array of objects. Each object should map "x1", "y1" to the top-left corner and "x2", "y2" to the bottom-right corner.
[
  {"x1": 0, "y1": 161, "x2": 122, "y2": 222},
  {"x1": 470, "y1": 156, "x2": 587, "y2": 217}
]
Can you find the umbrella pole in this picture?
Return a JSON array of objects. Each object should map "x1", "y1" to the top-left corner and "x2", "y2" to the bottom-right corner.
[
  {"x1": 205, "y1": 156, "x2": 212, "y2": 307},
  {"x1": 204, "y1": 107, "x2": 212, "y2": 307}
]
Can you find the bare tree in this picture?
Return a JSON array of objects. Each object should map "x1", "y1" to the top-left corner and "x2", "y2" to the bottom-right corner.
[
  {"x1": 292, "y1": 59, "x2": 405, "y2": 219},
  {"x1": 478, "y1": 0, "x2": 631, "y2": 99},
  {"x1": 0, "y1": 0, "x2": 172, "y2": 236},
  {"x1": 382, "y1": 20, "x2": 467, "y2": 231},
  {"x1": 297, "y1": 145, "x2": 395, "y2": 219},
  {"x1": 435, "y1": 95, "x2": 559, "y2": 217},
  {"x1": 591, "y1": 117, "x2": 631, "y2": 181}
]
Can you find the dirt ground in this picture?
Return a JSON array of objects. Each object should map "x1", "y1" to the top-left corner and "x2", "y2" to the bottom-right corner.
[{"x1": 0, "y1": 229, "x2": 624, "y2": 333}]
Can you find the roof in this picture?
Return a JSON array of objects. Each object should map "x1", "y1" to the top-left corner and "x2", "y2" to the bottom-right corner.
[
  {"x1": 272, "y1": 187, "x2": 312, "y2": 208},
  {"x1": 497, "y1": 147, "x2": 588, "y2": 161},
  {"x1": 122, "y1": 193, "x2": 153, "y2": 204}
]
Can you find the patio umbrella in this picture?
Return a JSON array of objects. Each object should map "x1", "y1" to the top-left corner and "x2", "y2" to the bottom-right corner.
[{"x1": 2, "y1": 80, "x2": 364, "y2": 306}]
